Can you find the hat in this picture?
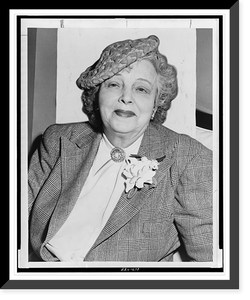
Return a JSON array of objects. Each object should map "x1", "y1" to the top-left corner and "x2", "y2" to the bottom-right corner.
[{"x1": 76, "y1": 35, "x2": 160, "y2": 90}]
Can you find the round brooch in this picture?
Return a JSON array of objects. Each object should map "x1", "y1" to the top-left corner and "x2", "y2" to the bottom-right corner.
[{"x1": 110, "y1": 147, "x2": 126, "y2": 163}]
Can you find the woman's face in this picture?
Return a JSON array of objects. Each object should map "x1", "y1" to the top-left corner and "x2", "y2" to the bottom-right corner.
[{"x1": 98, "y1": 60, "x2": 158, "y2": 141}]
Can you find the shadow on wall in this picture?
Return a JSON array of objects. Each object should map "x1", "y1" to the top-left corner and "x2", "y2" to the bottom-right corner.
[
  {"x1": 28, "y1": 134, "x2": 45, "y2": 262},
  {"x1": 176, "y1": 237, "x2": 192, "y2": 262},
  {"x1": 28, "y1": 134, "x2": 42, "y2": 167}
]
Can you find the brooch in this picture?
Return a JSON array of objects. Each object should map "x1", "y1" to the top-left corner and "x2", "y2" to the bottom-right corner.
[{"x1": 110, "y1": 147, "x2": 126, "y2": 163}]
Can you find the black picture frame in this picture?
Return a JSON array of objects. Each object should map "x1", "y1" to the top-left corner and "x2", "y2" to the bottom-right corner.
[{"x1": 3, "y1": 1, "x2": 241, "y2": 292}]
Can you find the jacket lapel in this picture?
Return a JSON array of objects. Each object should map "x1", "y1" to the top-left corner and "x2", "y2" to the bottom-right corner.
[
  {"x1": 45, "y1": 129, "x2": 102, "y2": 243},
  {"x1": 86, "y1": 123, "x2": 177, "y2": 255}
]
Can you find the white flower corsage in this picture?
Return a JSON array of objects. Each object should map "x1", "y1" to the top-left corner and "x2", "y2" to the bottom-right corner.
[{"x1": 122, "y1": 155, "x2": 165, "y2": 194}]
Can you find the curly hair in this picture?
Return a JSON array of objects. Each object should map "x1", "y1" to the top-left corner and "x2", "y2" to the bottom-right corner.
[
  {"x1": 144, "y1": 52, "x2": 178, "y2": 124},
  {"x1": 80, "y1": 51, "x2": 178, "y2": 129}
]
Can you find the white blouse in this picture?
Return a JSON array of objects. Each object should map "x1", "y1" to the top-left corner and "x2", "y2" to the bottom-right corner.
[{"x1": 46, "y1": 134, "x2": 143, "y2": 261}]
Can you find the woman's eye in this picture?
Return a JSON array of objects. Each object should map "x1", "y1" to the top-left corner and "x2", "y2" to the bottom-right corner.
[
  {"x1": 136, "y1": 87, "x2": 149, "y2": 94},
  {"x1": 107, "y1": 82, "x2": 120, "y2": 88}
]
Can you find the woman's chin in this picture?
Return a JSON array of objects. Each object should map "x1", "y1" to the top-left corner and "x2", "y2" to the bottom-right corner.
[
  {"x1": 108, "y1": 119, "x2": 137, "y2": 134},
  {"x1": 112, "y1": 125, "x2": 135, "y2": 135}
]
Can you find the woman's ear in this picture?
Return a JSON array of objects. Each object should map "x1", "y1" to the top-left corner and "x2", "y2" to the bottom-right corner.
[
  {"x1": 151, "y1": 95, "x2": 159, "y2": 120},
  {"x1": 151, "y1": 107, "x2": 157, "y2": 120}
]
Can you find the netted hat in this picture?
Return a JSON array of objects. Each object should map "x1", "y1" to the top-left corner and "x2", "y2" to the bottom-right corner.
[{"x1": 76, "y1": 35, "x2": 160, "y2": 90}]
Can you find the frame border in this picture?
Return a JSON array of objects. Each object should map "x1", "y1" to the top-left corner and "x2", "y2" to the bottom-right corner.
[{"x1": 5, "y1": 3, "x2": 239, "y2": 289}]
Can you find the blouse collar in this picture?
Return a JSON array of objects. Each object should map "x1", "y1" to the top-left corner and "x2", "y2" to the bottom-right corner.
[{"x1": 92, "y1": 133, "x2": 144, "y2": 175}]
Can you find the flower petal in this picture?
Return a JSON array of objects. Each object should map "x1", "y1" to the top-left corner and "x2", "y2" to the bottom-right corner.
[
  {"x1": 135, "y1": 178, "x2": 144, "y2": 189},
  {"x1": 125, "y1": 180, "x2": 135, "y2": 193},
  {"x1": 122, "y1": 169, "x2": 133, "y2": 178},
  {"x1": 149, "y1": 160, "x2": 159, "y2": 170},
  {"x1": 152, "y1": 176, "x2": 157, "y2": 185},
  {"x1": 129, "y1": 177, "x2": 137, "y2": 185},
  {"x1": 135, "y1": 170, "x2": 155, "y2": 188}
]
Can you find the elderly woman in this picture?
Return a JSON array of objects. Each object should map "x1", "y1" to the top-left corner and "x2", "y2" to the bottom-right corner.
[{"x1": 28, "y1": 35, "x2": 213, "y2": 262}]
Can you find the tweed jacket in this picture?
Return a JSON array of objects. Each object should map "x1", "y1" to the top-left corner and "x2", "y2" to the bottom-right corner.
[{"x1": 28, "y1": 122, "x2": 213, "y2": 262}]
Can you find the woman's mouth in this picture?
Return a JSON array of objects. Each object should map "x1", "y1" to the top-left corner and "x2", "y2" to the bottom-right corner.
[{"x1": 114, "y1": 109, "x2": 136, "y2": 118}]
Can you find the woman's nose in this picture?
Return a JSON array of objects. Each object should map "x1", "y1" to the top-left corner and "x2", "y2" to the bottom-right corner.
[{"x1": 118, "y1": 87, "x2": 133, "y2": 104}]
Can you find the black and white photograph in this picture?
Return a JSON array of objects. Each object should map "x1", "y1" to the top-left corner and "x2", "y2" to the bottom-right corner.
[
  {"x1": 27, "y1": 22, "x2": 216, "y2": 265},
  {"x1": 5, "y1": 5, "x2": 240, "y2": 290}
]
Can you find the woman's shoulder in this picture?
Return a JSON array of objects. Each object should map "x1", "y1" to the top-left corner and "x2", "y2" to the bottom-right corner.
[
  {"x1": 153, "y1": 124, "x2": 212, "y2": 178},
  {"x1": 153, "y1": 123, "x2": 212, "y2": 156},
  {"x1": 42, "y1": 121, "x2": 97, "y2": 143}
]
